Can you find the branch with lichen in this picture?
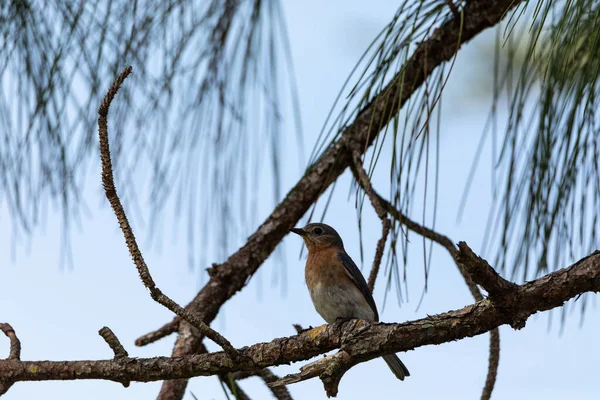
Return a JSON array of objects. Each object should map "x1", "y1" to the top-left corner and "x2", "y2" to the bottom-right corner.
[
  {"x1": 348, "y1": 174, "x2": 500, "y2": 400},
  {"x1": 0, "y1": 249, "x2": 598, "y2": 397}
]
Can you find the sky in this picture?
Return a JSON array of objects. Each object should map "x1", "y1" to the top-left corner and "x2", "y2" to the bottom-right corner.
[{"x1": 1, "y1": 1, "x2": 599, "y2": 399}]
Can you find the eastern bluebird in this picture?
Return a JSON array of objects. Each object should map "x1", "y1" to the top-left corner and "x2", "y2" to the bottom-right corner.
[{"x1": 291, "y1": 222, "x2": 410, "y2": 381}]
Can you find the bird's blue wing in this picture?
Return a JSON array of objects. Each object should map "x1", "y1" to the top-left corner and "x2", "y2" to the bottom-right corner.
[{"x1": 337, "y1": 251, "x2": 379, "y2": 321}]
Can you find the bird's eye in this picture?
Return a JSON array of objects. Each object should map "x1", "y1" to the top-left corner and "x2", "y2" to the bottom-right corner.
[{"x1": 313, "y1": 227, "x2": 323, "y2": 235}]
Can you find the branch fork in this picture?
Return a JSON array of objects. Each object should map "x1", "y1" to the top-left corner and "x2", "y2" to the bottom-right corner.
[{"x1": 455, "y1": 242, "x2": 519, "y2": 302}]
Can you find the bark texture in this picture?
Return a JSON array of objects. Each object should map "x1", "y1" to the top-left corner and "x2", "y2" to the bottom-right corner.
[{"x1": 1, "y1": 250, "x2": 598, "y2": 395}]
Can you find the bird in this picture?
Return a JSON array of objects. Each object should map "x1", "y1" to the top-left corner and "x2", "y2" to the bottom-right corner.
[{"x1": 290, "y1": 222, "x2": 410, "y2": 381}]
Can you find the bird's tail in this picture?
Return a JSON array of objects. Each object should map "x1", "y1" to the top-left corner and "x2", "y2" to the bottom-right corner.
[{"x1": 382, "y1": 354, "x2": 410, "y2": 381}]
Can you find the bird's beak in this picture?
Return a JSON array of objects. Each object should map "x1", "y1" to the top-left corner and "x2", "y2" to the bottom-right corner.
[{"x1": 290, "y1": 228, "x2": 306, "y2": 237}]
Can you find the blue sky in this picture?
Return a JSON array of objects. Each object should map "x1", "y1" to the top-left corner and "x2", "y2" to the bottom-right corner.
[{"x1": 1, "y1": 1, "x2": 599, "y2": 399}]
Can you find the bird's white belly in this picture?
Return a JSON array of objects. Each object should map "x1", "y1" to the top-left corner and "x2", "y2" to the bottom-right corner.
[{"x1": 309, "y1": 282, "x2": 376, "y2": 323}]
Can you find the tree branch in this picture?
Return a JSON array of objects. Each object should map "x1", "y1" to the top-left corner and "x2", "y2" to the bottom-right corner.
[
  {"x1": 135, "y1": 321, "x2": 179, "y2": 347},
  {"x1": 354, "y1": 181, "x2": 501, "y2": 400},
  {"x1": 156, "y1": 323, "x2": 209, "y2": 400},
  {"x1": 456, "y1": 242, "x2": 519, "y2": 301},
  {"x1": 350, "y1": 151, "x2": 391, "y2": 292},
  {"x1": 1, "y1": 251, "x2": 598, "y2": 397},
  {"x1": 98, "y1": 327, "x2": 129, "y2": 359},
  {"x1": 98, "y1": 327, "x2": 130, "y2": 387},
  {"x1": 133, "y1": 0, "x2": 527, "y2": 397},
  {"x1": 97, "y1": 66, "x2": 239, "y2": 359}
]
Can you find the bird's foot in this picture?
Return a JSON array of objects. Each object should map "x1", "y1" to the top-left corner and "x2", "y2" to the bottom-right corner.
[
  {"x1": 335, "y1": 317, "x2": 356, "y2": 324},
  {"x1": 293, "y1": 324, "x2": 314, "y2": 334}
]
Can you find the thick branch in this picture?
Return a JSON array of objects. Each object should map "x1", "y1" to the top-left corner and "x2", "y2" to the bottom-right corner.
[
  {"x1": 138, "y1": 9, "x2": 527, "y2": 397},
  {"x1": 1, "y1": 251, "x2": 598, "y2": 395},
  {"x1": 138, "y1": 0, "x2": 525, "y2": 351},
  {"x1": 97, "y1": 67, "x2": 238, "y2": 359},
  {"x1": 156, "y1": 323, "x2": 208, "y2": 400}
]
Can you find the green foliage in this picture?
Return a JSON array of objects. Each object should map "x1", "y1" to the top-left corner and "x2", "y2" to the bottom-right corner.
[
  {"x1": 3, "y1": 0, "x2": 599, "y2": 320},
  {"x1": 0, "y1": 0, "x2": 300, "y2": 265},
  {"x1": 481, "y1": 0, "x2": 600, "y2": 287},
  {"x1": 309, "y1": 0, "x2": 600, "y2": 316},
  {"x1": 308, "y1": 0, "x2": 458, "y2": 304}
]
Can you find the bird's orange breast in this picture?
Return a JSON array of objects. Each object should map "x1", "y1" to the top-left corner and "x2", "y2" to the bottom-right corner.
[{"x1": 305, "y1": 246, "x2": 346, "y2": 288}]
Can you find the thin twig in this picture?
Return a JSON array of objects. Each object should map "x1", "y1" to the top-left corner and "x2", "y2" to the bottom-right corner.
[
  {"x1": 99, "y1": 327, "x2": 129, "y2": 359},
  {"x1": 97, "y1": 66, "x2": 239, "y2": 360},
  {"x1": 351, "y1": 152, "x2": 392, "y2": 292},
  {"x1": 350, "y1": 180, "x2": 501, "y2": 400},
  {"x1": 481, "y1": 328, "x2": 500, "y2": 400},
  {"x1": 368, "y1": 218, "x2": 391, "y2": 292},
  {"x1": 134, "y1": 320, "x2": 179, "y2": 347},
  {"x1": 382, "y1": 188, "x2": 501, "y2": 399}
]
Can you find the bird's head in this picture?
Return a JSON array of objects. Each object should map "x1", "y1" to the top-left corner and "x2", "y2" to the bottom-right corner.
[{"x1": 290, "y1": 223, "x2": 344, "y2": 252}]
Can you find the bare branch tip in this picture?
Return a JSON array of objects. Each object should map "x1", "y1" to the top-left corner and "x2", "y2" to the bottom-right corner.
[
  {"x1": 0, "y1": 323, "x2": 21, "y2": 360},
  {"x1": 134, "y1": 319, "x2": 179, "y2": 347},
  {"x1": 98, "y1": 66, "x2": 133, "y2": 117},
  {"x1": 0, "y1": 323, "x2": 21, "y2": 396},
  {"x1": 98, "y1": 326, "x2": 129, "y2": 359},
  {"x1": 455, "y1": 242, "x2": 518, "y2": 300},
  {"x1": 97, "y1": 67, "x2": 238, "y2": 359}
]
